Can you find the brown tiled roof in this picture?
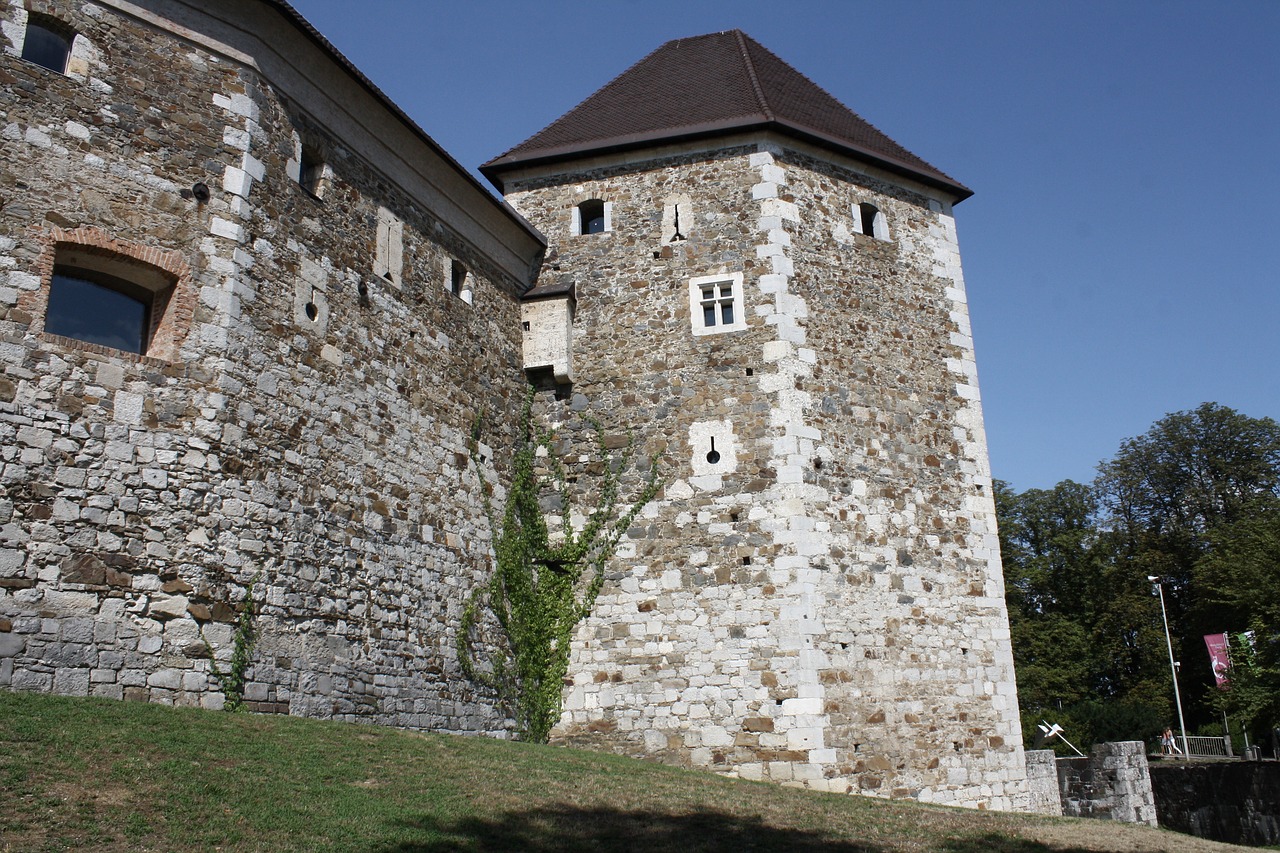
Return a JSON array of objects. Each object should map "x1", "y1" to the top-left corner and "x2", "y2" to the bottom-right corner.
[{"x1": 482, "y1": 30, "x2": 969, "y2": 200}]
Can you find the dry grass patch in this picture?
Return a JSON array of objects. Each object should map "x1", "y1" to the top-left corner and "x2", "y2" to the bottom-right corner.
[{"x1": 0, "y1": 691, "x2": 1253, "y2": 852}]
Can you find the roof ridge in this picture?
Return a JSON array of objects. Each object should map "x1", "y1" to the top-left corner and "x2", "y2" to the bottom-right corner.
[
  {"x1": 481, "y1": 30, "x2": 970, "y2": 201},
  {"x1": 485, "y1": 36, "x2": 679, "y2": 165},
  {"x1": 738, "y1": 34, "x2": 955, "y2": 181},
  {"x1": 733, "y1": 29, "x2": 773, "y2": 122}
]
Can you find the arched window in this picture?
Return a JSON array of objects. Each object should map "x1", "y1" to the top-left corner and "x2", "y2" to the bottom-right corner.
[
  {"x1": 46, "y1": 268, "x2": 159, "y2": 355},
  {"x1": 21, "y1": 16, "x2": 73, "y2": 74},
  {"x1": 40, "y1": 234, "x2": 188, "y2": 359},
  {"x1": 856, "y1": 202, "x2": 888, "y2": 240},
  {"x1": 576, "y1": 199, "x2": 607, "y2": 235}
]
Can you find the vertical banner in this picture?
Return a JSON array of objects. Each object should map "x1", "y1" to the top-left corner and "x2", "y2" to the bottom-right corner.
[{"x1": 1204, "y1": 633, "x2": 1230, "y2": 688}]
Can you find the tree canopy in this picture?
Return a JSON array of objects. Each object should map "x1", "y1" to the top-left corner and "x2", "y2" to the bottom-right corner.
[{"x1": 999, "y1": 403, "x2": 1280, "y2": 752}]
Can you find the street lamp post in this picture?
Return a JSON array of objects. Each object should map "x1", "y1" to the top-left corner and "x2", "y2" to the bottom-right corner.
[{"x1": 1149, "y1": 576, "x2": 1189, "y2": 757}]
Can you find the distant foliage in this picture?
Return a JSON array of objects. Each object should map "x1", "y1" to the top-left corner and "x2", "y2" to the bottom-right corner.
[
  {"x1": 459, "y1": 389, "x2": 660, "y2": 743},
  {"x1": 999, "y1": 403, "x2": 1280, "y2": 750}
]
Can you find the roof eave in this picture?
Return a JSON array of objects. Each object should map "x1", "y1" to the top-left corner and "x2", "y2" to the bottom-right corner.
[
  {"x1": 262, "y1": 0, "x2": 546, "y2": 242},
  {"x1": 482, "y1": 117, "x2": 971, "y2": 202}
]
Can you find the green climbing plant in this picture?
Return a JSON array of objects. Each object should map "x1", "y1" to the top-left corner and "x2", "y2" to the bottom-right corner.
[
  {"x1": 459, "y1": 389, "x2": 660, "y2": 743},
  {"x1": 203, "y1": 573, "x2": 261, "y2": 712}
]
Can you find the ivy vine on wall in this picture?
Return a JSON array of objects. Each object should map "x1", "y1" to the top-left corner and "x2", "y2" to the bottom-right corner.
[
  {"x1": 459, "y1": 389, "x2": 660, "y2": 743},
  {"x1": 202, "y1": 572, "x2": 261, "y2": 713}
]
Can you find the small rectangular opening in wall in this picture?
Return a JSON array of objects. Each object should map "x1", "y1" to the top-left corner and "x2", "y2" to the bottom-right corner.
[
  {"x1": 522, "y1": 321, "x2": 531, "y2": 331},
  {"x1": 449, "y1": 260, "x2": 466, "y2": 295},
  {"x1": 745, "y1": 367, "x2": 754, "y2": 376},
  {"x1": 299, "y1": 145, "x2": 327, "y2": 199},
  {"x1": 741, "y1": 556, "x2": 752, "y2": 566}
]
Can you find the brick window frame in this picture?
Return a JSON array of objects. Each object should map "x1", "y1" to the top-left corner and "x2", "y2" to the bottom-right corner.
[
  {"x1": 24, "y1": 227, "x2": 196, "y2": 363},
  {"x1": 19, "y1": 12, "x2": 72, "y2": 74}
]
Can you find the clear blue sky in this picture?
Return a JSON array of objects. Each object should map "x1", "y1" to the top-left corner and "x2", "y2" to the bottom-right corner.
[{"x1": 289, "y1": 0, "x2": 1280, "y2": 492}]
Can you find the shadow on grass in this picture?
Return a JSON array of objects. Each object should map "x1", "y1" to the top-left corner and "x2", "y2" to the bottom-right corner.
[
  {"x1": 939, "y1": 834, "x2": 1096, "y2": 853},
  {"x1": 376, "y1": 805, "x2": 885, "y2": 852}
]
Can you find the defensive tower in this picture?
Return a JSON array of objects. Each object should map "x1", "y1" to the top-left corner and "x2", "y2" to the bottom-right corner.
[{"x1": 485, "y1": 30, "x2": 1028, "y2": 808}]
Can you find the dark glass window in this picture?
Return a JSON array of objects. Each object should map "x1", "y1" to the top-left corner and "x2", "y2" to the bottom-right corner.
[
  {"x1": 578, "y1": 200, "x2": 606, "y2": 234},
  {"x1": 21, "y1": 20, "x2": 71, "y2": 74},
  {"x1": 699, "y1": 282, "x2": 735, "y2": 328},
  {"x1": 702, "y1": 288, "x2": 716, "y2": 327},
  {"x1": 46, "y1": 271, "x2": 152, "y2": 354}
]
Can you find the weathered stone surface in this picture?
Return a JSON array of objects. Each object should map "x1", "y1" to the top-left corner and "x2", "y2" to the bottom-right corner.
[
  {"x1": 0, "y1": 0, "x2": 529, "y2": 736},
  {"x1": 502, "y1": 137, "x2": 1026, "y2": 808},
  {"x1": 1057, "y1": 742, "x2": 1157, "y2": 826},
  {"x1": 0, "y1": 0, "x2": 1028, "y2": 813}
]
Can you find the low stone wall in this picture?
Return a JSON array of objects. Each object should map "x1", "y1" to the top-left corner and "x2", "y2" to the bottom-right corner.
[
  {"x1": 1149, "y1": 760, "x2": 1280, "y2": 846},
  {"x1": 1024, "y1": 750, "x2": 1063, "y2": 815},
  {"x1": 1056, "y1": 741, "x2": 1157, "y2": 826}
]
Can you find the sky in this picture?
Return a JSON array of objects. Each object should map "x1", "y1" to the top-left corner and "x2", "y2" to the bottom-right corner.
[{"x1": 288, "y1": 0, "x2": 1280, "y2": 492}]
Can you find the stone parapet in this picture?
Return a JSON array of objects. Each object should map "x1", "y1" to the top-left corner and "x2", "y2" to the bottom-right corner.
[{"x1": 1057, "y1": 742, "x2": 1157, "y2": 826}]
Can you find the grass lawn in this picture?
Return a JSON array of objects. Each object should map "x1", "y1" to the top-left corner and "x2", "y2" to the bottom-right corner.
[{"x1": 0, "y1": 690, "x2": 1252, "y2": 852}]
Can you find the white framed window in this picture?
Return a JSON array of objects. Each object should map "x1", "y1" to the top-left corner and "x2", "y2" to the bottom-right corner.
[
  {"x1": 853, "y1": 202, "x2": 889, "y2": 240},
  {"x1": 688, "y1": 272, "x2": 746, "y2": 336},
  {"x1": 571, "y1": 199, "x2": 611, "y2": 236}
]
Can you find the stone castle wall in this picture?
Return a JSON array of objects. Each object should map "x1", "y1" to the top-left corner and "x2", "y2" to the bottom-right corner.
[
  {"x1": 501, "y1": 137, "x2": 1027, "y2": 808},
  {"x1": 0, "y1": 0, "x2": 530, "y2": 730},
  {"x1": 1056, "y1": 742, "x2": 1158, "y2": 826},
  {"x1": 1, "y1": 0, "x2": 1031, "y2": 812}
]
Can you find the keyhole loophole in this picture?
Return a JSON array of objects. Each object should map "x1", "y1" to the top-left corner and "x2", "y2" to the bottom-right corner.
[{"x1": 706, "y1": 436, "x2": 721, "y2": 465}]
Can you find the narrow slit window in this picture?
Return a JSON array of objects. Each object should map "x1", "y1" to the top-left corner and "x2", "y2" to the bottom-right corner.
[
  {"x1": 447, "y1": 258, "x2": 473, "y2": 304},
  {"x1": 374, "y1": 207, "x2": 403, "y2": 283},
  {"x1": 21, "y1": 18, "x2": 72, "y2": 74},
  {"x1": 299, "y1": 145, "x2": 328, "y2": 198},
  {"x1": 450, "y1": 260, "x2": 467, "y2": 295}
]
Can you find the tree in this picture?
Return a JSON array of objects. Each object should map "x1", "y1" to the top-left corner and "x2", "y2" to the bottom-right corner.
[
  {"x1": 1000, "y1": 403, "x2": 1280, "y2": 749},
  {"x1": 1096, "y1": 403, "x2": 1280, "y2": 733},
  {"x1": 1196, "y1": 506, "x2": 1280, "y2": 743},
  {"x1": 998, "y1": 480, "x2": 1102, "y2": 709}
]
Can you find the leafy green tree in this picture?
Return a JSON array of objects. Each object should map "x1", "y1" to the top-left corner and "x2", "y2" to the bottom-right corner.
[
  {"x1": 997, "y1": 480, "x2": 1101, "y2": 707},
  {"x1": 1097, "y1": 403, "x2": 1280, "y2": 732},
  {"x1": 998, "y1": 478, "x2": 1168, "y2": 745},
  {"x1": 1196, "y1": 506, "x2": 1280, "y2": 743},
  {"x1": 1001, "y1": 403, "x2": 1280, "y2": 750}
]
